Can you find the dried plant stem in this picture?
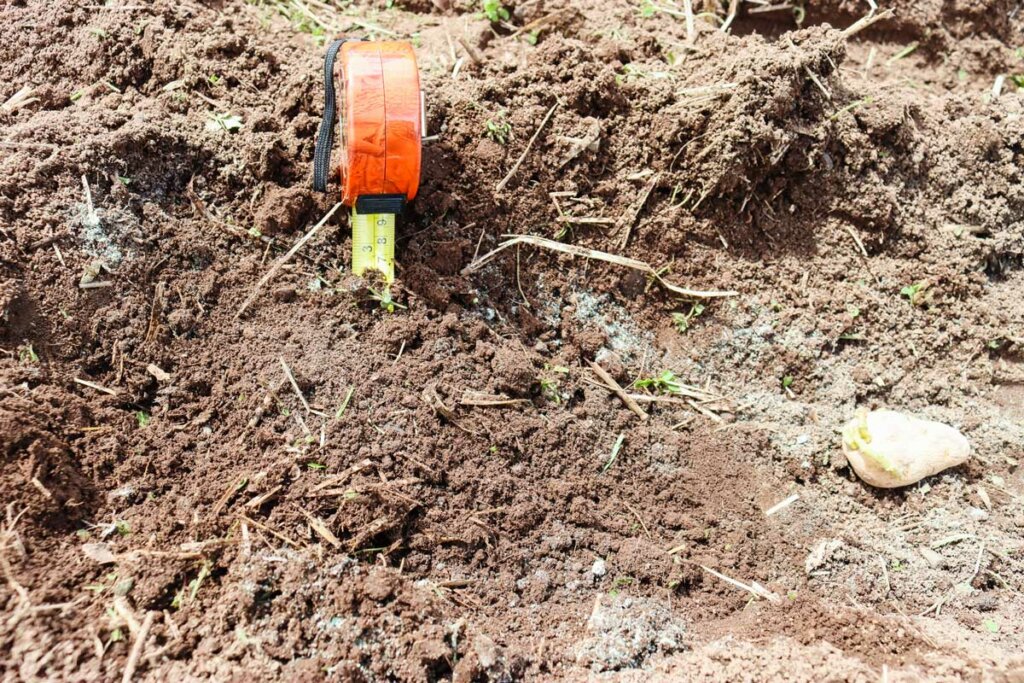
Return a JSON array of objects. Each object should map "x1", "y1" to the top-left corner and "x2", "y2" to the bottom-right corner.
[
  {"x1": 496, "y1": 102, "x2": 559, "y2": 193},
  {"x1": 463, "y1": 234, "x2": 738, "y2": 299},
  {"x1": 588, "y1": 361, "x2": 648, "y2": 421},
  {"x1": 236, "y1": 202, "x2": 341, "y2": 318},
  {"x1": 841, "y1": 8, "x2": 894, "y2": 37}
]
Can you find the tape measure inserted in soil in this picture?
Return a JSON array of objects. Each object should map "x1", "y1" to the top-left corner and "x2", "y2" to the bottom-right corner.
[{"x1": 313, "y1": 38, "x2": 423, "y2": 284}]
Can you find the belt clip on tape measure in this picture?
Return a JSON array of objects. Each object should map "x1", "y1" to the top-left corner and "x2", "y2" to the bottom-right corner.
[{"x1": 313, "y1": 38, "x2": 423, "y2": 284}]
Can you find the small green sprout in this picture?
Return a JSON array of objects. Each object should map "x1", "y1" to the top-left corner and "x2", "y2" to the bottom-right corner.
[
  {"x1": 116, "y1": 175, "x2": 132, "y2": 186},
  {"x1": 782, "y1": 375, "x2": 794, "y2": 389},
  {"x1": 335, "y1": 386, "x2": 355, "y2": 419},
  {"x1": 983, "y1": 618, "x2": 1000, "y2": 633},
  {"x1": 206, "y1": 112, "x2": 243, "y2": 132},
  {"x1": 900, "y1": 282, "x2": 928, "y2": 306},
  {"x1": 609, "y1": 575, "x2": 633, "y2": 596},
  {"x1": 188, "y1": 561, "x2": 212, "y2": 602},
  {"x1": 635, "y1": 370, "x2": 686, "y2": 395},
  {"x1": 208, "y1": 74, "x2": 222, "y2": 85},
  {"x1": 135, "y1": 411, "x2": 151, "y2": 428},
  {"x1": 484, "y1": 115, "x2": 512, "y2": 145},
  {"x1": 525, "y1": 29, "x2": 541, "y2": 45},
  {"x1": 307, "y1": 462, "x2": 326, "y2": 470},
  {"x1": 539, "y1": 377, "x2": 561, "y2": 403},
  {"x1": 671, "y1": 302, "x2": 705, "y2": 334},
  {"x1": 602, "y1": 434, "x2": 625, "y2": 473},
  {"x1": 70, "y1": 89, "x2": 85, "y2": 102},
  {"x1": 367, "y1": 287, "x2": 406, "y2": 313},
  {"x1": 17, "y1": 343, "x2": 38, "y2": 364},
  {"x1": 792, "y1": 4, "x2": 806, "y2": 26},
  {"x1": 114, "y1": 520, "x2": 131, "y2": 536},
  {"x1": 480, "y1": 0, "x2": 509, "y2": 23},
  {"x1": 887, "y1": 42, "x2": 920, "y2": 65}
]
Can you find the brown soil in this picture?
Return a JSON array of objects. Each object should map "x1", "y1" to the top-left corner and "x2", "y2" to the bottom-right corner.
[{"x1": 2, "y1": 0, "x2": 1024, "y2": 680}]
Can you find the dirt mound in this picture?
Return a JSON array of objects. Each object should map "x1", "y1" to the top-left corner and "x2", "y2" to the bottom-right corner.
[{"x1": 2, "y1": 0, "x2": 1023, "y2": 680}]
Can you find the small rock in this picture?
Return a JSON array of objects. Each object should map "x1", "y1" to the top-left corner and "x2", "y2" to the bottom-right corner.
[
  {"x1": 272, "y1": 286, "x2": 296, "y2": 303},
  {"x1": 919, "y1": 546, "x2": 946, "y2": 568},
  {"x1": 473, "y1": 633, "x2": 498, "y2": 669},
  {"x1": 591, "y1": 558, "x2": 607, "y2": 577},
  {"x1": 967, "y1": 506, "x2": 989, "y2": 522},
  {"x1": 82, "y1": 542, "x2": 116, "y2": 564},
  {"x1": 805, "y1": 539, "x2": 843, "y2": 574}
]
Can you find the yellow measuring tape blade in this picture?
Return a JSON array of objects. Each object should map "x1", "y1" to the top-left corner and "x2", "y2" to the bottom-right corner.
[{"x1": 351, "y1": 208, "x2": 395, "y2": 284}]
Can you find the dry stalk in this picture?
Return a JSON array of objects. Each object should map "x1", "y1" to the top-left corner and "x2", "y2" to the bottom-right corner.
[
  {"x1": 764, "y1": 493, "x2": 799, "y2": 516},
  {"x1": 74, "y1": 378, "x2": 118, "y2": 396},
  {"x1": 588, "y1": 361, "x2": 648, "y2": 421},
  {"x1": 841, "y1": 8, "x2": 894, "y2": 37},
  {"x1": 299, "y1": 508, "x2": 341, "y2": 548},
  {"x1": 121, "y1": 611, "x2": 154, "y2": 683},
  {"x1": 700, "y1": 564, "x2": 781, "y2": 604},
  {"x1": 619, "y1": 173, "x2": 660, "y2": 250},
  {"x1": 279, "y1": 357, "x2": 314, "y2": 414},
  {"x1": 463, "y1": 234, "x2": 738, "y2": 299},
  {"x1": 496, "y1": 102, "x2": 560, "y2": 193},
  {"x1": 236, "y1": 202, "x2": 341, "y2": 318}
]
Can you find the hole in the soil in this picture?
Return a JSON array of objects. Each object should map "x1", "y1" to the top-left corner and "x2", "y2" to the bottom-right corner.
[
  {"x1": 252, "y1": 587, "x2": 282, "y2": 619},
  {"x1": 984, "y1": 250, "x2": 1024, "y2": 280}
]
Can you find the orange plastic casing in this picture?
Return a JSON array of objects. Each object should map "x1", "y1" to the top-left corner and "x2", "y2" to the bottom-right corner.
[{"x1": 334, "y1": 41, "x2": 422, "y2": 206}]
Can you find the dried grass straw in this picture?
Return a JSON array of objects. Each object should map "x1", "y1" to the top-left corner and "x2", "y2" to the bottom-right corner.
[{"x1": 463, "y1": 234, "x2": 738, "y2": 299}]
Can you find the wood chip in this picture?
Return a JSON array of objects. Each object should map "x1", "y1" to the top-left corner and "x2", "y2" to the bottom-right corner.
[
  {"x1": 146, "y1": 364, "x2": 171, "y2": 382},
  {"x1": 300, "y1": 508, "x2": 341, "y2": 549}
]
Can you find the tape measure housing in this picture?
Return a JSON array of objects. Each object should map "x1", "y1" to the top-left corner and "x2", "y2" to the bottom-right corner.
[{"x1": 335, "y1": 41, "x2": 422, "y2": 207}]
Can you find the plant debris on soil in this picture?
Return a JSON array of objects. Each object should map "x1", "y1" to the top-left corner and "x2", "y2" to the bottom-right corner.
[{"x1": 2, "y1": 0, "x2": 1024, "y2": 680}]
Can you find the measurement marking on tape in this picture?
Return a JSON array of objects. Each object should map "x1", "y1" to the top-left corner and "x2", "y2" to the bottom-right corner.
[{"x1": 351, "y1": 208, "x2": 395, "y2": 283}]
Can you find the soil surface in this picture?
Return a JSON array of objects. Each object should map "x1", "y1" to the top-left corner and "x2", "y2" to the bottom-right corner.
[{"x1": 2, "y1": 0, "x2": 1024, "y2": 681}]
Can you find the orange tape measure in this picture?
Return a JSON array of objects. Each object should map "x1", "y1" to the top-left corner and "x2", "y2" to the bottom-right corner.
[
  {"x1": 336, "y1": 40, "x2": 422, "y2": 207},
  {"x1": 313, "y1": 38, "x2": 423, "y2": 283}
]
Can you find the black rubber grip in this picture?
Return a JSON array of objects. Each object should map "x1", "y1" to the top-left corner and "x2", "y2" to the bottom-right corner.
[{"x1": 313, "y1": 38, "x2": 355, "y2": 193}]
